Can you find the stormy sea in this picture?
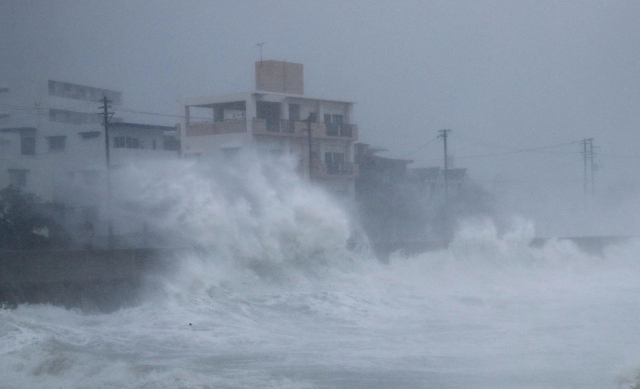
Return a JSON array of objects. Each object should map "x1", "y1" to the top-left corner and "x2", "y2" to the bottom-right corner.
[{"x1": 1, "y1": 155, "x2": 640, "y2": 389}]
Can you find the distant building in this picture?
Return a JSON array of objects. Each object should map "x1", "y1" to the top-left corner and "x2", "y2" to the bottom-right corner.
[
  {"x1": 411, "y1": 166, "x2": 468, "y2": 205},
  {"x1": 180, "y1": 60, "x2": 358, "y2": 197},
  {"x1": 354, "y1": 143, "x2": 424, "y2": 242}
]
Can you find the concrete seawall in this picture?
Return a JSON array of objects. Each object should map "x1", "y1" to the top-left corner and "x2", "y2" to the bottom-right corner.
[
  {"x1": 373, "y1": 235, "x2": 636, "y2": 260},
  {"x1": 0, "y1": 248, "x2": 173, "y2": 312},
  {"x1": 1, "y1": 236, "x2": 635, "y2": 311}
]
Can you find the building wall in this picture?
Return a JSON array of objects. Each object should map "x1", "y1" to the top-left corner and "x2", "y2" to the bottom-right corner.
[
  {"x1": 180, "y1": 62, "x2": 357, "y2": 198},
  {"x1": 255, "y1": 61, "x2": 304, "y2": 95},
  {"x1": 0, "y1": 78, "x2": 181, "y2": 247}
]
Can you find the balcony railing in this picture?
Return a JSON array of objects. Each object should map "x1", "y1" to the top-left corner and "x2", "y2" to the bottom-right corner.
[
  {"x1": 316, "y1": 162, "x2": 359, "y2": 178},
  {"x1": 253, "y1": 119, "x2": 317, "y2": 136},
  {"x1": 255, "y1": 119, "x2": 357, "y2": 138},
  {"x1": 325, "y1": 123, "x2": 356, "y2": 138},
  {"x1": 185, "y1": 120, "x2": 247, "y2": 137}
]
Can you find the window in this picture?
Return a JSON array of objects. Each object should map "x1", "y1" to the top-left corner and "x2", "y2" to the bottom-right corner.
[
  {"x1": 79, "y1": 131, "x2": 100, "y2": 139},
  {"x1": 325, "y1": 152, "x2": 345, "y2": 175},
  {"x1": 114, "y1": 136, "x2": 125, "y2": 148},
  {"x1": 289, "y1": 104, "x2": 300, "y2": 121},
  {"x1": 126, "y1": 137, "x2": 139, "y2": 149},
  {"x1": 48, "y1": 80, "x2": 122, "y2": 105},
  {"x1": 114, "y1": 136, "x2": 139, "y2": 149},
  {"x1": 21, "y1": 137, "x2": 36, "y2": 155},
  {"x1": 47, "y1": 136, "x2": 66, "y2": 152},
  {"x1": 163, "y1": 137, "x2": 180, "y2": 151},
  {"x1": 8, "y1": 169, "x2": 28, "y2": 187}
]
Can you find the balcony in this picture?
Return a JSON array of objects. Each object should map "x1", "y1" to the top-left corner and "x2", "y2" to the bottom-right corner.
[
  {"x1": 185, "y1": 120, "x2": 247, "y2": 137},
  {"x1": 315, "y1": 162, "x2": 359, "y2": 178},
  {"x1": 325, "y1": 123, "x2": 356, "y2": 138},
  {"x1": 252, "y1": 119, "x2": 317, "y2": 136},
  {"x1": 252, "y1": 119, "x2": 358, "y2": 140}
]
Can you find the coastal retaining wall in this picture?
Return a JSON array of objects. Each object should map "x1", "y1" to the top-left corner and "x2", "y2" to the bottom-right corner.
[
  {"x1": 0, "y1": 236, "x2": 634, "y2": 311},
  {"x1": 0, "y1": 248, "x2": 173, "y2": 312}
]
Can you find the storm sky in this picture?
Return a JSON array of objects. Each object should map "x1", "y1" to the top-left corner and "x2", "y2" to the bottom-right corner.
[{"x1": 2, "y1": 0, "x2": 640, "y2": 233}]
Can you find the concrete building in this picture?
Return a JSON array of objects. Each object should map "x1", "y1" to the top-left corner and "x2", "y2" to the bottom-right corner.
[
  {"x1": 0, "y1": 78, "x2": 179, "y2": 246},
  {"x1": 354, "y1": 143, "x2": 421, "y2": 243},
  {"x1": 411, "y1": 166, "x2": 468, "y2": 206},
  {"x1": 180, "y1": 61, "x2": 359, "y2": 196}
]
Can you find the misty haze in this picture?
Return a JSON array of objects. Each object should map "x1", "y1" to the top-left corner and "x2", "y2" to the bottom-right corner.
[{"x1": 1, "y1": 1, "x2": 640, "y2": 388}]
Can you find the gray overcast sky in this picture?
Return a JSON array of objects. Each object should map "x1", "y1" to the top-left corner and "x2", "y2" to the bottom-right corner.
[{"x1": 2, "y1": 1, "x2": 639, "y2": 204}]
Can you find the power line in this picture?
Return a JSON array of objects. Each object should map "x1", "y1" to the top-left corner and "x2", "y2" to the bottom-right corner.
[
  {"x1": 401, "y1": 137, "x2": 439, "y2": 158},
  {"x1": 454, "y1": 141, "x2": 579, "y2": 160}
]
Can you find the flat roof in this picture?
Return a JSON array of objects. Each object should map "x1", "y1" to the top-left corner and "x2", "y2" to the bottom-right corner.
[{"x1": 183, "y1": 90, "x2": 355, "y2": 107}]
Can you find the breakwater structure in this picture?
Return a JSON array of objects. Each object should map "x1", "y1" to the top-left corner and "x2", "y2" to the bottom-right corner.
[
  {"x1": 0, "y1": 235, "x2": 635, "y2": 312},
  {"x1": 0, "y1": 248, "x2": 175, "y2": 312}
]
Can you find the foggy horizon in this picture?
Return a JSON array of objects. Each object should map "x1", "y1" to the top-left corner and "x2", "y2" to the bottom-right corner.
[{"x1": 1, "y1": 0, "x2": 639, "y2": 236}]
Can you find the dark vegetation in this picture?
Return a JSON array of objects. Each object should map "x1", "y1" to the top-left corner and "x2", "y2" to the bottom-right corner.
[{"x1": 0, "y1": 185, "x2": 70, "y2": 250}]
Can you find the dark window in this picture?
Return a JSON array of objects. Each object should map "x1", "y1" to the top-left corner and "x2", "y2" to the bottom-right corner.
[
  {"x1": 21, "y1": 137, "x2": 36, "y2": 155},
  {"x1": 47, "y1": 136, "x2": 66, "y2": 152},
  {"x1": 125, "y1": 137, "x2": 139, "y2": 149},
  {"x1": 114, "y1": 136, "x2": 140, "y2": 149},
  {"x1": 79, "y1": 131, "x2": 100, "y2": 139},
  {"x1": 257, "y1": 101, "x2": 281, "y2": 132},
  {"x1": 8, "y1": 169, "x2": 28, "y2": 187},
  {"x1": 325, "y1": 152, "x2": 345, "y2": 175},
  {"x1": 114, "y1": 136, "x2": 125, "y2": 148},
  {"x1": 289, "y1": 104, "x2": 300, "y2": 121},
  {"x1": 152, "y1": 139, "x2": 157, "y2": 150},
  {"x1": 163, "y1": 137, "x2": 180, "y2": 151}
]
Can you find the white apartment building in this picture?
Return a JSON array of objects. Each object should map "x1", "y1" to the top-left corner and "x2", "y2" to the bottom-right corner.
[
  {"x1": 180, "y1": 61, "x2": 359, "y2": 196},
  {"x1": 0, "y1": 78, "x2": 179, "y2": 245}
]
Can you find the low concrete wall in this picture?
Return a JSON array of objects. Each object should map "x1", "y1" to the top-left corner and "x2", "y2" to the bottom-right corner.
[
  {"x1": 374, "y1": 235, "x2": 636, "y2": 260},
  {"x1": 0, "y1": 248, "x2": 173, "y2": 312},
  {"x1": 1, "y1": 236, "x2": 635, "y2": 311}
]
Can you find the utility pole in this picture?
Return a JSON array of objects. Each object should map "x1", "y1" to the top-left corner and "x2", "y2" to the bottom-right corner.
[
  {"x1": 589, "y1": 138, "x2": 596, "y2": 196},
  {"x1": 100, "y1": 96, "x2": 114, "y2": 249},
  {"x1": 582, "y1": 139, "x2": 588, "y2": 196},
  {"x1": 581, "y1": 138, "x2": 595, "y2": 197},
  {"x1": 439, "y1": 129, "x2": 451, "y2": 205},
  {"x1": 257, "y1": 42, "x2": 265, "y2": 63},
  {"x1": 306, "y1": 113, "x2": 315, "y2": 181}
]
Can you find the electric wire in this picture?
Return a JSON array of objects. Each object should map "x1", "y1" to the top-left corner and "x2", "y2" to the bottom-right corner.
[{"x1": 401, "y1": 137, "x2": 440, "y2": 158}]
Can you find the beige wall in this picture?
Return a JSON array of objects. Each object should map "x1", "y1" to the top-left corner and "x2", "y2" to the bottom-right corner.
[{"x1": 255, "y1": 61, "x2": 304, "y2": 95}]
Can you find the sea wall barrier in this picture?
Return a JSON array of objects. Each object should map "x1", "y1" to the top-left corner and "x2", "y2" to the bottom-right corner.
[
  {"x1": 0, "y1": 236, "x2": 635, "y2": 311},
  {"x1": 373, "y1": 235, "x2": 636, "y2": 259},
  {"x1": 0, "y1": 248, "x2": 176, "y2": 312}
]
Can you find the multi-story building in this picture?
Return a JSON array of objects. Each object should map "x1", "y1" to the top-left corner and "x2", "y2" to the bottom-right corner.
[
  {"x1": 0, "y1": 78, "x2": 179, "y2": 246},
  {"x1": 180, "y1": 60, "x2": 358, "y2": 196},
  {"x1": 0, "y1": 79, "x2": 123, "y2": 199}
]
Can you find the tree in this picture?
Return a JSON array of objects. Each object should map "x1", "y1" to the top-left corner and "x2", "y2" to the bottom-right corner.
[{"x1": 0, "y1": 185, "x2": 69, "y2": 250}]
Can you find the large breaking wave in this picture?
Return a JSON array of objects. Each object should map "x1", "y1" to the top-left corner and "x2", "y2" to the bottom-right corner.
[{"x1": 1, "y1": 153, "x2": 640, "y2": 388}]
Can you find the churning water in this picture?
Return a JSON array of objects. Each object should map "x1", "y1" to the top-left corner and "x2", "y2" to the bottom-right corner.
[{"x1": 1, "y1": 155, "x2": 640, "y2": 388}]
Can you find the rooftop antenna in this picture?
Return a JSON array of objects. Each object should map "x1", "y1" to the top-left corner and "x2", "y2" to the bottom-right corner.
[{"x1": 257, "y1": 42, "x2": 265, "y2": 63}]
